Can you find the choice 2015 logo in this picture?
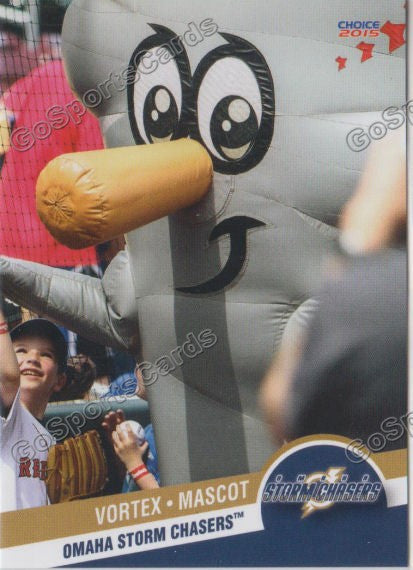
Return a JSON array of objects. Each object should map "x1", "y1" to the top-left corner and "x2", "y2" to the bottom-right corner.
[{"x1": 338, "y1": 21, "x2": 381, "y2": 38}]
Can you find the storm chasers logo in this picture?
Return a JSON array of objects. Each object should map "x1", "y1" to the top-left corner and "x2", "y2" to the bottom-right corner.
[
  {"x1": 260, "y1": 439, "x2": 387, "y2": 525},
  {"x1": 262, "y1": 467, "x2": 382, "y2": 519}
]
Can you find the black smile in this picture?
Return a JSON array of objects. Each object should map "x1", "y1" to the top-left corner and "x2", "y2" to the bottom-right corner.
[{"x1": 176, "y1": 216, "x2": 266, "y2": 295}]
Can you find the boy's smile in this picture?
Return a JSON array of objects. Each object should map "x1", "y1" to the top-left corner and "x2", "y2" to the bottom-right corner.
[{"x1": 13, "y1": 335, "x2": 62, "y2": 397}]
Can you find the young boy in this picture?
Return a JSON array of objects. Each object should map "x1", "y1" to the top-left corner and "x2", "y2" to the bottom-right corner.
[
  {"x1": 0, "y1": 301, "x2": 67, "y2": 512},
  {"x1": 102, "y1": 366, "x2": 159, "y2": 491}
]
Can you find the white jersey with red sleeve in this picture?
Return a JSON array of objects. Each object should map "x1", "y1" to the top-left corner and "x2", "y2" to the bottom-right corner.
[{"x1": 0, "y1": 391, "x2": 54, "y2": 512}]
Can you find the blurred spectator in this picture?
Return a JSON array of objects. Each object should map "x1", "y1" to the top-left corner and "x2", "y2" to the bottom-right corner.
[
  {"x1": 1, "y1": 298, "x2": 21, "y2": 329},
  {"x1": 260, "y1": 131, "x2": 407, "y2": 449},
  {"x1": 88, "y1": 364, "x2": 111, "y2": 399},
  {"x1": 102, "y1": 365, "x2": 136, "y2": 398},
  {"x1": 0, "y1": 57, "x2": 103, "y2": 265},
  {"x1": 96, "y1": 237, "x2": 126, "y2": 274},
  {"x1": 0, "y1": 27, "x2": 33, "y2": 93},
  {"x1": 339, "y1": 130, "x2": 406, "y2": 254},
  {"x1": 286, "y1": 251, "x2": 406, "y2": 447},
  {"x1": 49, "y1": 354, "x2": 97, "y2": 402}
]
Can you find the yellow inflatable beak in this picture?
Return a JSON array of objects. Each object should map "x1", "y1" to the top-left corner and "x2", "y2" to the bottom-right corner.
[{"x1": 36, "y1": 139, "x2": 213, "y2": 249}]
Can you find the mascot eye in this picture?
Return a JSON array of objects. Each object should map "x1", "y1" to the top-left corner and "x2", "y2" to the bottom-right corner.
[
  {"x1": 129, "y1": 52, "x2": 183, "y2": 145},
  {"x1": 193, "y1": 34, "x2": 275, "y2": 174},
  {"x1": 210, "y1": 93, "x2": 259, "y2": 161},
  {"x1": 143, "y1": 85, "x2": 179, "y2": 143},
  {"x1": 128, "y1": 25, "x2": 192, "y2": 145},
  {"x1": 197, "y1": 58, "x2": 262, "y2": 162}
]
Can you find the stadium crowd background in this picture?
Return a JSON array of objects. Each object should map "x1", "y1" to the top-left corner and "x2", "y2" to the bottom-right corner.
[
  {"x1": 0, "y1": 0, "x2": 136, "y2": 403},
  {"x1": 0, "y1": 1, "x2": 407, "y2": 498}
]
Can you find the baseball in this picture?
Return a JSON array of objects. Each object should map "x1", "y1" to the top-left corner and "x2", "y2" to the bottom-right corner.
[{"x1": 119, "y1": 421, "x2": 146, "y2": 445}]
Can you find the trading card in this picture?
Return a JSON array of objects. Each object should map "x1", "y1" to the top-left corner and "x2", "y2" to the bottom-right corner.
[{"x1": 0, "y1": 0, "x2": 408, "y2": 567}]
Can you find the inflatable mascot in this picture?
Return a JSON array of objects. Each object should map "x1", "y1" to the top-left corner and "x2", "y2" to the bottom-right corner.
[{"x1": 0, "y1": 0, "x2": 405, "y2": 484}]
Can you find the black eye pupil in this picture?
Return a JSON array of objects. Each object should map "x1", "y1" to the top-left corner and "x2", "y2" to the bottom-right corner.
[
  {"x1": 210, "y1": 95, "x2": 258, "y2": 161},
  {"x1": 143, "y1": 86, "x2": 179, "y2": 142}
]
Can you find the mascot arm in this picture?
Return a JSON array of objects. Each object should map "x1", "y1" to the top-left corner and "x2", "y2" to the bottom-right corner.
[{"x1": 0, "y1": 251, "x2": 139, "y2": 353}]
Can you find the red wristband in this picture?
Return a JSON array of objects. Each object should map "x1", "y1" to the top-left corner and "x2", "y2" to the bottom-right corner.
[
  {"x1": 133, "y1": 469, "x2": 150, "y2": 482},
  {"x1": 129, "y1": 463, "x2": 146, "y2": 476},
  {"x1": 130, "y1": 464, "x2": 150, "y2": 482},
  {"x1": 0, "y1": 321, "x2": 8, "y2": 335},
  {"x1": 129, "y1": 463, "x2": 149, "y2": 482}
]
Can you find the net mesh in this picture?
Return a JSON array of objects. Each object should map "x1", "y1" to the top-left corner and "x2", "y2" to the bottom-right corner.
[
  {"x1": 0, "y1": 1, "x2": 134, "y2": 400},
  {"x1": 0, "y1": 0, "x2": 102, "y2": 266}
]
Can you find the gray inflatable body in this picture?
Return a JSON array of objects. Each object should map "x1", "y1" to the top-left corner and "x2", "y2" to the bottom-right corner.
[{"x1": 0, "y1": 0, "x2": 405, "y2": 484}]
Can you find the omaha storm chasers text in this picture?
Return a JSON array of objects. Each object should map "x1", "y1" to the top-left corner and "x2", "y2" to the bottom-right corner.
[{"x1": 63, "y1": 514, "x2": 234, "y2": 559}]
